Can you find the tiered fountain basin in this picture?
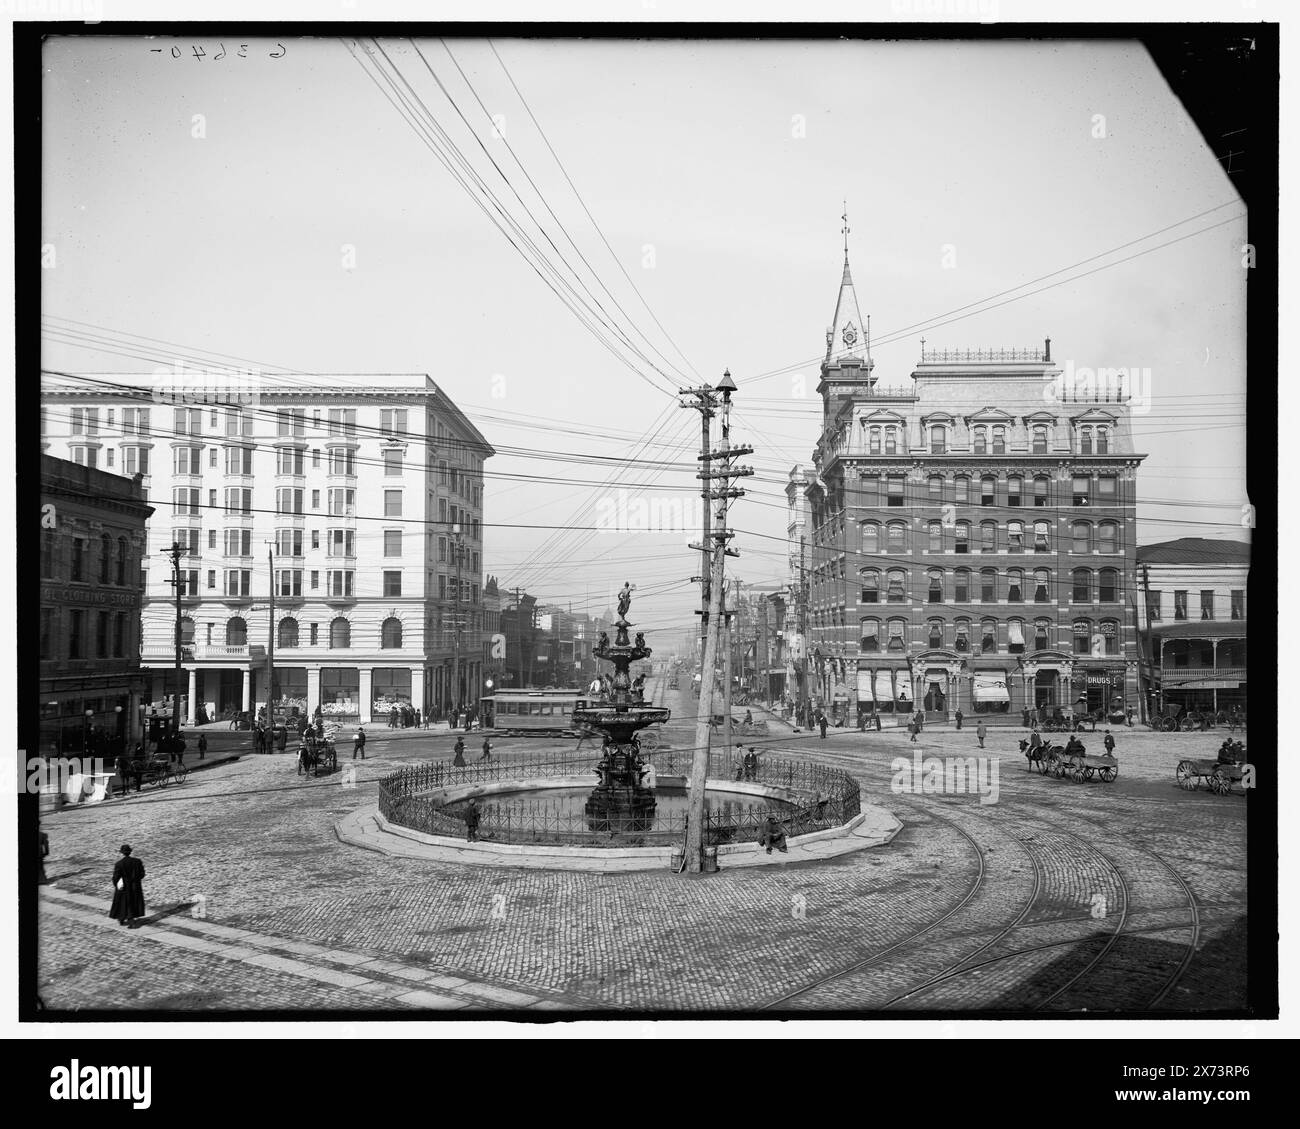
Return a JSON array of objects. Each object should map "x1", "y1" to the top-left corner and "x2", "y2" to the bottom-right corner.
[{"x1": 345, "y1": 750, "x2": 890, "y2": 873}]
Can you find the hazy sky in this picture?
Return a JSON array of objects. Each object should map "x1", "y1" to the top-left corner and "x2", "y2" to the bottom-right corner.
[{"x1": 41, "y1": 35, "x2": 1248, "y2": 642}]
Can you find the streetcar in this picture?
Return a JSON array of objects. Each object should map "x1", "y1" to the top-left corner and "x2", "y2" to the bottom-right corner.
[{"x1": 480, "y1": 689, "x2": 595, "y2": 736}]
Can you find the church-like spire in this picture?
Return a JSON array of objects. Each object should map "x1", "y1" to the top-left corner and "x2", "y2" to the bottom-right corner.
[{"x1": 824, "y1": 204, "x2": 871, "y2": 374}]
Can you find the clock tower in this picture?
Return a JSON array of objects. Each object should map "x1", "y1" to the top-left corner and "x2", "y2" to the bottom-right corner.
[{"x1": 819, "y1": 208, "x2": 877, "y2": 414}]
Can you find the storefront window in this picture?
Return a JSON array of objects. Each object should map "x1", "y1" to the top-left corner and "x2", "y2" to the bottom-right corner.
[{"x1": 320, "y1": 668, "x2": 359, "y2": 717}]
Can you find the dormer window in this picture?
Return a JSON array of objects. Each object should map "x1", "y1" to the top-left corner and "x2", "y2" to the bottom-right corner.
[
  {"x1": 931, "y1": 425, "x2": 946, "y2": 454},
  {"x1": 973, "y1": 425, "x2": 987, "y2": 455}
]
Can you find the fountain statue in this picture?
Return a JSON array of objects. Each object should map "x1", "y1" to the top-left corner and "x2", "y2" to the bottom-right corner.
[{"x1": 572, "y1": 582, "x2": 670, "y2": 833}]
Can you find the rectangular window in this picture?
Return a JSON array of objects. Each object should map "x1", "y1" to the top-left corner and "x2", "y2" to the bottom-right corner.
[
  {"x1": 277, "y1": 409, "x2": 305, "y2": 437},
  {"x1": 327, "y1": 408, "x2": 357, "y2": 436},
  {"x1": 954, "y1": 573, "x2": 969, "y2": 602},
  {"x1": 327, "y1": 529, "x2": 355, "y2": 557},
  {"x1": 224, "y1": 570, "x2": 251, "y2": 596},
  {"x1": 122, "y1": 407, "x2": 150, "y2": 436},
  {"x1": 68, "y1": 609, "x2": 84, "y2": 658},
  {"x1": 105, "y1": 448, "x2": 115, "y2": 468},
  {"x1": 173, "y1": 488, "x2": 199, "y2": 516},
  {"x1": 276, "y1": 488, "x2": 303, "y2": 515},
  {"x1": 328, "y1": 570, "x2": 354, "y2": 597},
  {"x1": 1174, "y1": 590, "x2": 1188, "y2": 621},
  {"x1": 383, "y1": 449, "x2": 403, "y2": 476},
  {"x1": 276, "y1": 529, "x2": 304, "y2": 557},
  {"x1": 1200, "y1": 590, "x2": 1215, "y2": 620},
  {"x1": 1146, "y1": 590, "x2": 1162, "y2": 622},
  {"x1": 276, "y1": 569, "x2": 303, "y2": 597},
  {"x1": 992, "y1": 428, "x2": 1006, "y2": 455},
  {"x1": 384, "y1": 490, "x2": 403, "y2": 517},
  {"x1": 981, "y1": 479, "x2": 995, "y2": 507},
  {"x1": 981, "y1": 525, "x2": 996, "y2": 553},
  {"x1": 173, "y1": 407, "x2": 201, "y2": 436},
  {"x1": 384, "y1": 530, "x2": 402, "y2": 558},
  {"x1": 1073, "y1": 476, "x2": 1090, "y2": 506},
  {"x1": 1097, "y1": 476, "x2": 1117, "y2": 503},
  {"x1": 438, "y1": 537, "x2": 447, "y2": 563},
  {"x1": 954, "y1": 478, "x2": 968, "y2": 504},
  {"x1": 886, "y1": 476, "x2": 904, "y2": 507},
  {"x1": 224, "y1": 487, "x2": 252, "y2": 515},
  {"x1": 310, "y1": 571, "x2": 319, "y2": 590},
  {"x1": 1230, "y1": 590, "x2": 1244, "y2": 620},
  {"x1": 381, "y1": 408, "x2": 408, "y2": 436},
  {"x1": 1034, "y1": 479, "x2": 1049, "y2": 507},
  {"x1": 226, "y1": 445, "x2": 255, "y2": 475},
  {"x1": 276, "y1": 447, "x2": 304, "y2": 475},
  {"x1": 311, "y1": 489, "x2": 320, "y2": 510},
  {"x1": 328, "y1": 448, "x2": 356, "y2": 475},
  {"x1": 310, "y1": 623, "x2": 318, "y2": 645},
  {"x1": 311, "y1": 530, "x2": 320, "y2": 550},
  {"x1": 1007, "y1": 479, "x2": 1021, "y2": 507},
  {"x1": 174, "y1": 446, "x2": 204, "y2": 474},
  {"x1": 981, "y1": 573, "x2": 996, "y2": 602},
  {"x1": 123, "y1": 446, "x2": 149, "y2": 475},
  {"x1": 70, "y1": 407, "x2": 99, "y2": 436},
  {"x1": 207, "y1": 570, "x2": 216, "y2": 590},
  {"x1": 383, "y1": 571, "x2": 402, "y2": 597},
  {"x1": 328, "y1": 489, "x2": 355, "y2": 516}
]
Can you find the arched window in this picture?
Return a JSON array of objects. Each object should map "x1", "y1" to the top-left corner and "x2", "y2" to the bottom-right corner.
[
  {"x1": 1007, "y1": 476, "x2": 1022, "y2": 507},
  {"x1": 886, "y1": 569, "x2": 907, "y2": 602},
  {"x1": 116, "y1": 537, "x2": 129, "y2": 586},
  {"x1": 928, "y1": 618, "x2": 944, "y2": 649},
  {"x1": 227, "y1": 617, "x2": 247, "y2": 647},
  {"x1": 980, "y1": 618, "x2": 998, "y2": 653},
  {"x1": 1032, "y1": 425, "x2": 1049, "y2": 454},
  {"x1": 954, "y1": 618, "x2": 971, "y2": 653},
  {"x1": 973, "y1": 425, "x2": 988, "y2": 454},
  {"x1": 928, "y1": 519, "x2": 943, "y2": 552},
  {"x1": 980, "y1": 475, "x2": 997, "y2": 506},
  {"x1": 1033, "y1": 568, "x2": 1051, "y2": 603},
  {"x1": 860, "y1": 618, "x2": 881, "y2": 652},
  {"x1": 1006, "y1": 569, "x2": 1024, "y2": 602},
  {"x1": 927, "y1": 568, "x2": 944, "y2": 604},
  {"x1": 1033, "y1": 475, "x2": 1051, "y2": 507},
  {"x1": 1007, "y1": 520, "x2": 1024, "y2": 552},
  {"x1": 1098, "y1": 521, "x2": 1118, "y2": 554},
  {"x1": 884, "y1": 427, "x2": 898, "y2": 455},
  {"x1": 180, "y1": 616, "x2": 195, "y2": 646},
  {"x1": 954, "y1": 475, "x2": 969, "y2": 504},
  {"x1": 861, "y1": 522, "x2": 880, "y2": 554},
  {"x1": 381, "y1": 617, "x2": 403, "y2": 649},
  {"x1": 931, "y1": 424, "x2": 946, "y2": 453},
  {"x1": 868, "y1": 427, "x2": 881, "y2": 455},
  {"x1": 954, "y1": 567, "x2": 971, "y2": 603},
  {"x1": 100, "y1": 534, "x2": 112, "y2": 583},
  {"x1": 1072, "y1": 617, "x2": 1092, "y2": 655},
  {"x1": 992, "y1": 425, "x2": 1007, "y2": 455},
  {"x1": 980, "y1": 520, "x2": 997, "y2": 553},
  {"x1": 1079, "y1": 425, "x2": 1093, "y2": 454},
  {"x1": 1072, "y1": 567, "x2": 1092, "y2": 603},
  {"x1": 278, "y1": 618, "x2": 299, "y2": 648},
  {"x1": 1099, "y1": 568, "x2": 1118, "y2": 603},
  {"x1": 955, "y1": 521, "x2": 969, "y2": 554},
  {"x1": 1071, "y1": 521, "x2": 1092, "y2": 554},
  {"x1": 980, "y1": 567, "x2": 998, "y2": 603},
  {"x1": 886, "y1": 618, "x2": 907, "y2": 651},
  {"x1": 1096, "y1": 426, "x2": 1110, "y2": 454},
  {"x1": 330, "y1": 617, "x2": 351, "y2": 649},
  {"x1": 1033, "y1": 521, "x2": 1051, "y2": 553},
  {"x1": 1099, "y1": 619, "x2": 1120, "y2": 656},
  {"x1": 860, "y1": 569, "x2": 880, "y2": 603},
  {"x1": 1008, "y1": 619, "x2": 1026, "y2": 654},
  {"x1": 1033, "y1": 618, "x2": 1051, "y2": 651},
  {"x1": 886, "y1": 522, "x2": 907, "y2": 552}
]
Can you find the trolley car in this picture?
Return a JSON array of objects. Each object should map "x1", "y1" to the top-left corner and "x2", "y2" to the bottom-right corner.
[{"x1": 480, "y1": 689, "x2": 595, "y2": 737}]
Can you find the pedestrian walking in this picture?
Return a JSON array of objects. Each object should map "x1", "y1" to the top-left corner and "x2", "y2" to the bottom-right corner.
[
  {"x1": 353, "y1": 726, "x2": 367, "y2": 760},
  {"x1": 1103, "y1": 730, "x2": 1116, "y2": 756},
  {"x1": 108, "y1": 844, "x2": 146, "y2": 928},
  {"x1": 173, "y1": 731, "x2": 186, "y2": 766},
  {"x1": 480, "y1": 736, "x2": 492, "y2": 761},
  {"x1": 908, "y1": 720, "x2": 918, "y2": 744},
  {"x1": 818, "y1": 714, "x2": 829, "y2": 740},
  {"x1": 197, "y1": 733, "x2": 207, "y2": 761},
  {"x1": 453, "y1": 737, "x2": 467, "y2": 767},
  {"x1": 253, "y1": 724, "x2": 265, "y2": 755},
  {"x1": 116, "y1": 750, "x2": 133, "y2": 798},
  {"x1": 38, "y1": 826, "x2": 49, "y2": 885},
  {"x1": 464, "y1": 798, "x2": 480, "y2": 843},
  {"x1": 955, "y1": 708, "x2": 964, "y2": 731},
  {"x1": 976, "y1": 720, "x2": 988, "y2": 749}
]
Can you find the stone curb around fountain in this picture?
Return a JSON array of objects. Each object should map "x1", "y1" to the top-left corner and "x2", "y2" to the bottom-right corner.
[{"x1": 334, "y1": 802, "x2": 902, "y2": 873}]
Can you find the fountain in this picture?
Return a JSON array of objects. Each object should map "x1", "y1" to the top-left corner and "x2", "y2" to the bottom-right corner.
[{"x1": 572, "y1": 582, "x2": 670, "y2": 834}]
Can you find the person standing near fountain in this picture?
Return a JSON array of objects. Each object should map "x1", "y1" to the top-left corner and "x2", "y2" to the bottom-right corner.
[
  {"x1": 453, "y1": 736, "x2": 467, "y2": 766},
  {"x1": 464, "y1": 798, "x2": 480, "y2": 842},
  {"x1": 480, "y1": 736, "x2": 493, "y2": 761}
]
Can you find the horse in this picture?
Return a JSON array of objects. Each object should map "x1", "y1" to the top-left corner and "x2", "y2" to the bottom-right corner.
[{"x1": 1019, "y1": 737, "x2": 1063, "y2": 774}]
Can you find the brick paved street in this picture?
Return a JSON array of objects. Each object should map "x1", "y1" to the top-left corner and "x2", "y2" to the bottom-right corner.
[{"x1": 35, "y1": 683, "x2": 1248, "y2": 1014}]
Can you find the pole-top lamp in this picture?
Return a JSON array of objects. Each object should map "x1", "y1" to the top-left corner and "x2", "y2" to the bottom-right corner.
[{"x1": 716, "y1": 368, "x2": 737, "y2": 394}]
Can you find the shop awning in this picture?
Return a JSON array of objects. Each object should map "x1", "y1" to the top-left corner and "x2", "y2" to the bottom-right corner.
[{"x1": 972, "y1": 673, "x2": 1010, "y2": 703}]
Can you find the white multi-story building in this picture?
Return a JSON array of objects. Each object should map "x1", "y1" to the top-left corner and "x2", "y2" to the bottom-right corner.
[{"x1": 41, "y1": 373, "x2": 493, "y2": 725}]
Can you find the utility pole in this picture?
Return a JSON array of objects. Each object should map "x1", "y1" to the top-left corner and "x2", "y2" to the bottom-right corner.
[
  {"x1": 161, "y1": 541, "x2": 187, "y2": 737},
  {"x1": 451, "y1": 523, "x2": 463, "y2": 714},
  {"x1": 678, "y1": 384, "x2": 720, "y2": 666},
  {"x1": 685, "y1": 369, "x2": 753, "y2": 874},
  {"x1": 266, "y1": 544, "x2": 276, "y2": 730}
]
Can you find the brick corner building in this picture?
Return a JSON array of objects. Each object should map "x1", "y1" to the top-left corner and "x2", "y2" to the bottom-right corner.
[{"x1": 803, "y1": 247, "x2": 1146, "y2": 726}]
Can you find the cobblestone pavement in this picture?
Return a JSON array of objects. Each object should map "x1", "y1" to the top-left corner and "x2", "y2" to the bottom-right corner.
[{"x1": 34, "y1": 682, "x2": 1249, "y2": 1014}]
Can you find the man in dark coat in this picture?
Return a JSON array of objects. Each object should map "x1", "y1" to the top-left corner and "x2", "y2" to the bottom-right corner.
[
  {"x1": 1103, "y1": 730, "x2": 1116, "y2": 756},
  {"x1": 955, "y1": 708, "x2": 964, "y2": 731},
  {"x1": 464, "y1": 799, "x2": 480, "y2": 842},
  {"x1": 109, "y1": 844, "x2": 146, "y2": 927},
  {"x1": 353, "y1": 726, "x2": 367, "y2": 760},
  {"x1": 818, "y1": 714, "x2": 829, "y2": 740},
  {"x1": 197, "y1": 733, "x2": 208, "y2": 760}
]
